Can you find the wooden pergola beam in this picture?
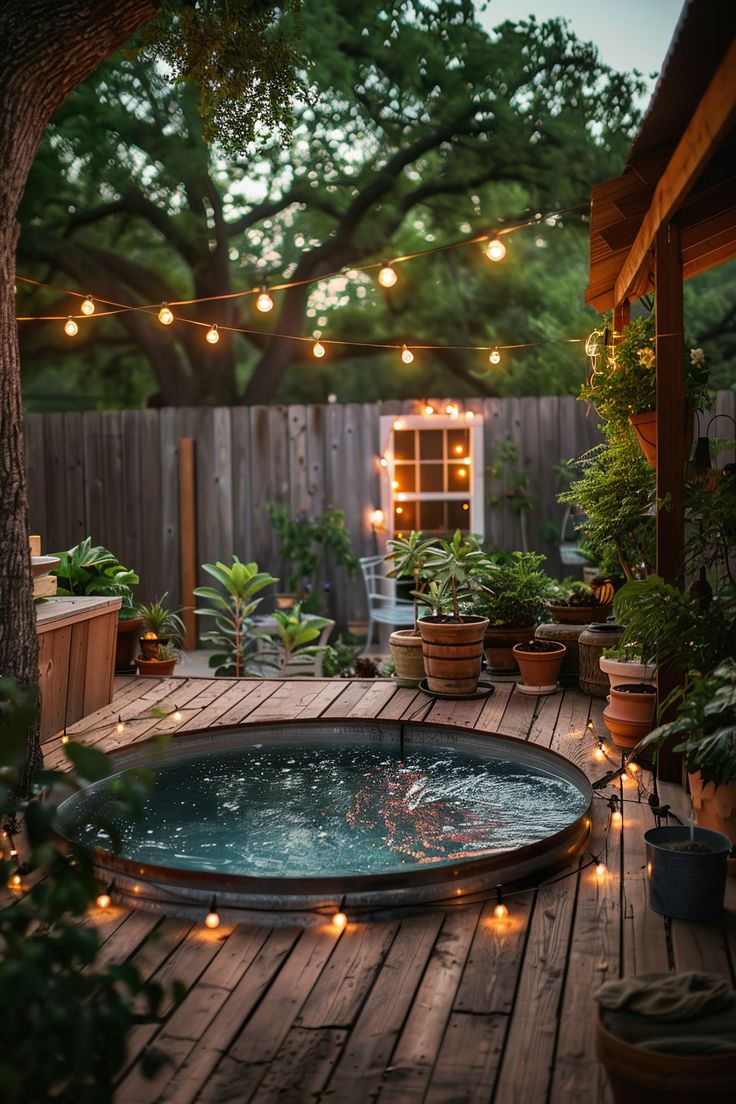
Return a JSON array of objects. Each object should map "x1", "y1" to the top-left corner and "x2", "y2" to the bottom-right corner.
[{"x1": 613, "y1": 37, "x2": 736, "y2": 307}]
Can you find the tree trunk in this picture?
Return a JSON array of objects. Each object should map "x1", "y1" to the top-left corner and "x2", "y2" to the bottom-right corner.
[{"x1": 0, "y1": 0, "x2": 156, "y2": 786}]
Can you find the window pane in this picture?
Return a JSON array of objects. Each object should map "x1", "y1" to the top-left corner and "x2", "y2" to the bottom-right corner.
[
  {"x1": 448, "y1": 500, "x2": 471, "y2": 530},
  {"x1": 394, "y1": 430, "x2": 415, "y2": 460},
  {"x1": 394, "y1": 501, "x2": 415, "y2": 529},
  {"x1": 449, "y1": 463, "x2": 470, "y2": 491},
  {"x1": 394, "y1": 463, "x2": 415, "y2": 492},
  {"x1": 448, "y1": 429, "x2": 469, "y2": 459},
  {"x1": 419, "y1": 464, "x2": 444, "y2": 492},
  {"x1": 419, "y1": 429, "x2": 443, "y2": 460},
  {"x1": 419, "y1": 501, "x2": 443, "y2": 532}
]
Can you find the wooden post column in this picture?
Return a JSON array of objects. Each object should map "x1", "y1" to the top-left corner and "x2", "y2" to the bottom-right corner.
[
  {"x1": 178, "y1": 438, "x2": 198, "y2": 652},
  {"x1": 655, "y1": 221, "x2": 685, "y2": 781}
]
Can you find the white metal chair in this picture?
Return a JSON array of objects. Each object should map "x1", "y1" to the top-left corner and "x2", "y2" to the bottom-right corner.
[{"x1": 358, "y1": 555, "x2": 415, "y2": 649}]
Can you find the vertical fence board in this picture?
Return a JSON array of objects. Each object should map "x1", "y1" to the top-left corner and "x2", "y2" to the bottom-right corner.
[
  {"x1": 138, "y1": 409, "x2": 164, "y2": 602},
  {"x1": 121, "y1": 409, "x2": 143, "y2": 580},
  {"x1": 100, "y1": 410, "x2": 124, "y2": 559},
  {"x1": 24, "y1": 413, "x2": 48, "y2": 544},
  {"x1": 44, "y1": 413, "x2": 67, "y2": 552},
  {"x1": 63, "y1": 411, "x2": 86, "y2": 545},
  {"x1": 231, "y1": 407, "x2": 253, "y2": 560}
]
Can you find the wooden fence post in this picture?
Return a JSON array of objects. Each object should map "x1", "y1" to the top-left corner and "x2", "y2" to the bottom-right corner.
[{"x1": 178, "y1": 437, "x2": 197, "y2": 651}]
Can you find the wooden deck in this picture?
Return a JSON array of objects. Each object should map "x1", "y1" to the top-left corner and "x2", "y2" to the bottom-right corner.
[{"x1": 42, "y1": 676, "x2": 736, "y2": 1103}]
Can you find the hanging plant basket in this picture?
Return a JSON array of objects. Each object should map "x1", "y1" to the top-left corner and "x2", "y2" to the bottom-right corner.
[{"x1": 629, "y1": 411, "x2": 658, "y2": 467}]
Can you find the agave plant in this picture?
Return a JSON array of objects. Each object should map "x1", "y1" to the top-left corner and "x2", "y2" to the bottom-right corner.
[
  {"x1": 417, "y1": 530, "x2": 492, "y2": 619},
  {"x1": 194, "y1": 558, "x2": 277, "y2": 677}
]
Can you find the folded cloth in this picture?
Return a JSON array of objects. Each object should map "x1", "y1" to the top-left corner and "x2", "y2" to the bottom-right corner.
[{"x1": 595, "y1": 972, "x2": 735, "y2": 1021}]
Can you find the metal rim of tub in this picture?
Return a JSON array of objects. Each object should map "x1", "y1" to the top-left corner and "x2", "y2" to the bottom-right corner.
[{"x1": 53, "y1": 718, "x2": 593, "y2": 922}]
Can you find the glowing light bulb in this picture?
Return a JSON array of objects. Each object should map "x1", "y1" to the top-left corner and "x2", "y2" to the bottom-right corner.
[
  {"x1": 61, "y1": 732, "x2": 70, "y2": 744},
  {"x1": 628, "y1": 761, "x2": 639, "y2": 773},
  {"x1": 462, "y1": 503, "x2": 469, "y2": 511},
  {"x1": 9, "y1": 873, "x2": 22, "y2": 890},
  {"x1": 595, "y1": 861, "x2": 606, "y2": 878},
  {"x1": 204, "y1": 895, "x2": 220, "y2": 929},
  {"x1": 206, "y1": 324, "x2": 220, "y2": 344},
  {"x1": 64, "y1": 317, "x2": 78, "y2": 337},
  {"x1": 96, "y1": 891, "x2": 111, "y2": 910},
  {"x1": 493, "y1": 902, "x2": 509, "y2": 920},
  {"x1": 485, "y1": 236, "x2": 507, "y2": 262},
  {"x1": 255, "y1": 289, "x2": 273, "y2": 313},
  {"x1": 378, "y1": 264, "x2": 397, "y2": 288},
  {"x1": 395, "y1": 506, "x2": 403, "y2": 515},
  {"x1": 465, "y1": 410, "x2": 475, "y2": 420},
  {"x1": 489, "y1": 348, "x2": 501, "y2": 365},
  {"x1": 115, "y1": 716, "x2": 125, "y2": 735},
  {"x1": 594, "y1": 745, "x2": 605, "y2": 761},
  {"x1": 424, "y1": 404, "x2": 434, "y2": 415},
  {"x1": 611, "y1": 810, "x2": 623, "y2": 828},
  {"x1": 370, "y1": 509, "x2": 384, "y2": 528},
  {"x1": 392, "y1": 480, "x2": 399, "y2": 489},
  {"x1": 393, "y1": 419, "x2": 404, "y2": 430},
  {"x1": 379, "y1": 456, "x2": 389, "y2": 468},
  {"x1": 458, "y1": 468, "x2": 466, "y2": 478},
  {"x1": 445, "y1": 403, "x2": 459, "y2": 418},
  {"x1": 158, "y1": 304, "x2": 174, "y2": 325},
  {"x1": 333, "y1": 911, "x2": 347, "y2": 930},
  {"x1": 313, "y1": 341, "x2": 326, "y2": 358},
  {"x1": 80, "y1": 296, "x2": 95, "y2": 316},
  {"x1": 401, "y1": 346, "x2": 414, "y2": 365},
  {"x1": 172, "y1": 707, "x2": 182, "y2": 722}
]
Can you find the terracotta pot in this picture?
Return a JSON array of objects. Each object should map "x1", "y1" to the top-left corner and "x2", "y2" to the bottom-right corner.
[
  {"x1": 418, "y1": 616, "x2": 489, "y2": 696},
  {"x1": 595, "y1": 1007, "x2": 736, "y2": 1104},
  {"x1": 579, "y1": 623, "x2": 624, "y2": 698},
  {"x1": 512, "y1": 642, "x2": 566, "y2": 690},
  {"x1": 135, "y1": 656, "x2": 178, "y2": 678},
  {"x1": 548, "y1": 602, "x2": 612, "y2": 625},
  {"x1": 388, "y1": 629, "x2": 425, "y2": 686},
  {"x1": 629, "y1": 409, "x2": 694, "y2": 469},
  {"x1": 535, "y1": 622, "x2": 587, "y2": 686},
  {"x1": 484, "y1": 624, "x2": 534, "y2": 673},
  {"x1": 115, "y1": 617, "x2": 143, "y2": 671},
  {"x1": 689, "y1": 772, "x2": 736, "y2": 846},
  {"x1": 600, "y1": 656, "x2": 656, "y2": 691},
  {"x1": 603, "y1": 684, "x2": 657, "y2": 748},
  {"x1": 274, "y1": 593, "x2": 297, "y2": 611}
]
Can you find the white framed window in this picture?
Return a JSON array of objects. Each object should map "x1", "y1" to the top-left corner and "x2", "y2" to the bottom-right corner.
[{"x1": 379, "y1": 412, "x2": 484, "y2": 539}]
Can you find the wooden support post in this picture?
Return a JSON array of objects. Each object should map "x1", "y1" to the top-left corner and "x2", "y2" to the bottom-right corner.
[
  {"x1": 655, "y1": 222, "x2": 685, "y2": 782},
  {"x1": 613, "y1": 300, "x2": 630, "y2": 336},
  {"x1": 178, "y1": 438, "x2": 198, "y2": 652}
]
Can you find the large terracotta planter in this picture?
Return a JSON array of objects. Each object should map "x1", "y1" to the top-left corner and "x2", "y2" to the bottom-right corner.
[
  {"x1": 600, "y1": 656, "x2": 656, "y2": 692},
  {"x1": 513, "y1": 641, "x2": 566, "y2": 691},
  {"x1": 115, "y1": 617, "x2": 143, "y2": 671},
  {"x1": 418, "y1": 615, "x2": 489, "y2": 696},
  {"x1": 595, "y1": 1006, "x2": 736, "y2": 1104},
  {"x1": 603, "y1": 683, "x2": 656, "y2": 748},
  {"x1": 689, "y1": 772, "x2": 736, "y2": 845},
  {"x1": 484, "y1": 624, "x2": 534, "y2": 673},
  {"x1": 135, "y1": 656, "x2": 178, "y2": 678},
  {"x1": 535, "y1": 622, "x2": 586, "y2": 686},
  {"x1": 389, "y1": 629, "x2": 425, "y2": 686},
  {"x1": 548, "y1": 602, "x2": 612, "y2": 625}
]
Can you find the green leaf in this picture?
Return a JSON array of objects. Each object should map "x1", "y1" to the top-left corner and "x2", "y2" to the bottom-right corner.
[{"x1": 64, "y1": 742, "x2": 111, "y2": 782}]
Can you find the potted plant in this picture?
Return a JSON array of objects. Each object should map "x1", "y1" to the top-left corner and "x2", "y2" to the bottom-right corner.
[
  {"x1": 266, "y1": 503, "x2": 358, "y2": 614},
  {"x1": 135, "y1": 594, "x2": 186, "y2": 676},
  {"x1": 135, "y1": 639, "x2": 181, "y2": 678},
  {"x1": 548, "y1": 578, "x2": 613, "y2": 624},
  {"x1": 384, "y1": 532, "x2": 437, "y2": 686},
  {"x1": 638, "y1": 660, "x2": 736, "y2": 844},
  {"x1": 603, "y1": 683, "x2": 657, "y2": 748},
  {"x1": 51, "y1": 537, "x2": 142, "y2": 671},
  {"x1": 512, "y1": 639, "x2": 566, "y2": 694},
  {"x1": 472, "y1": 552, "x2": 554, "y2": 673},
  {"x1": 414, "y1": 531, "x2": 490, "y2": 696},
  {"x1": 194, "y1": 557, "x2": 278, "y2": 676},
  {"x1": 599, "y1": 644, "x2": 656, "y2": 691},
  {"x1": 581, "y1": 315, "x2": 709, "y2": 468}
]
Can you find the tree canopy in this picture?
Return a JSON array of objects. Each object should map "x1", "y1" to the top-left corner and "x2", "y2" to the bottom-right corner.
[{"x1": 18, "y1": 2, "x2": 649, "y2": 408}]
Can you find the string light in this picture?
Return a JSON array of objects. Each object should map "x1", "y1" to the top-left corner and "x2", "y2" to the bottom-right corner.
[
  {"x1": 333, "y1": 911, "x2": 347, "y2": 930},
  {"x1": 255, "y1": 287, "x2": 274, "y2": 313},
  {"x1": 485, "y1": 236, "x2": 507, "y2": 262},
  {"x1": 204, "y1": 895, "x2": 221, "y2": 929},
  {"x1": 424, "y1": 404, "x2": 434, "y2": 415},
  {"x1": 493, "y1": 885, "x2": 509, "y2": 920},
  {"x1": 445, "y1": 403, "x2": 459, "y2": 418},
  {"x1": 594, "y1": 743, "x2": 605, "y2": 761},
  {"x1": 489, "y1": 347, "x2": 501, "y2": 365},
  {"x1": 9, "y1": 872, "x2": 23, "y2": 890},
  {"x1": 157, "y1": 303, "x2": 174, "y2": 326},
  {"x1": 115, "y1": 716, "x2": 125, "y2": 735},
  {"x1": 393, "y1": 419, "x2": 404, "y2": 430},
  {"x1": 628, "y1": 760, "x2": 639, "y2": 773},
  {"x1": 205, "y1": 324, "x2": 220, "y2": 344},
  {"x1": 595, "y1": 859, "x2": 606, "y2": 878},
  {"x1": 313, "y1": 341, "x2": 326, "y2": 359},
  {"x1": 379, "y1": 456, "x2": 389, "y2": 468},
  {"x1": 401, "y1": 345, "x2": 414, "y2": 365},
  {"x1": 465, "y1": 410, "x2": 475, "y2": 419},
  {"x1": 172, "y1": 706, "x2": 182, "y2": 722},
  {"x1": 80, "y1": 296, "x2": 95, "y2": 316},
  {"x1": 95, "y1": 880, "x2": 114, "y2": 910},
  {"x1": 64, "y1": 317, "x2": 78, "y2": 337},
  {"x1": 377, "y1": 264, "x2": 398, "y2": 288},
  {"x1": 369, "y1": 508, "x2": 384, "y2": 528},
  {"x1": 609, "y1": 796, "x2": 623, "y2": 828},
  {"x1": 61, "y1": 731, "x2": 70, "y2": 744}
]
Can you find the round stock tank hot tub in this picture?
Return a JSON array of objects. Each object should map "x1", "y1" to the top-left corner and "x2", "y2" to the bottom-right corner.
[{"x1": 55, "y1": 720, "x2": 592, "y2": 922}]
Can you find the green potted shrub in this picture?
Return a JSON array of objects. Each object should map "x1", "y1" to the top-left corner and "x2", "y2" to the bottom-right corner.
[
  {"x1": 51, "y1": 537, "x2": 142, "y2": 671},
  {"x1": 266, "y1": 503, "x2": 358, "y2": 614},
  {"x1": 547, "y1": 577, "x2": 613, "y2": 624},
  {"x1": 194, "y1": 557, "x2": 277, "y2": 677},
  {"x1": 472, "y1": 552, "x2": 554, "y2": 673},
  {"x1": 414, "y1": 531, "x2": 491, "y2": 696},
  {"x1": 384, "y1": 532, "x2": 437, "y2": 686},
  {"x1": 135, "y1": 594, "x2": 186, "y2": 677},
  {"x1": 581, "y1": 315, "x2": 709, "y2": 467}
]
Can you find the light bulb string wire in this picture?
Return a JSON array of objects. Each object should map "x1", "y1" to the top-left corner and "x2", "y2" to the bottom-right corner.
[{"x1": 14, "y1": 200, "x2": 589, "y2": 320}]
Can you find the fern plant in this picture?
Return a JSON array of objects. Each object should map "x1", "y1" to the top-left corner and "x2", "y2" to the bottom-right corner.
[{"x1": 194, "y1": 558, "x2": 277, "y2": 677}]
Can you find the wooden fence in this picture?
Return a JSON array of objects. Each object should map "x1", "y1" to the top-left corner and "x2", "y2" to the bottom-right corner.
[{"x1": 23, "y1": 391, "x2": 735, "y2": 629}]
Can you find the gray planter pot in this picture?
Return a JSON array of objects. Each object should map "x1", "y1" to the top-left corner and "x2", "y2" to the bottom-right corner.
[{"x1": 645, "y1": 824, "x2": 731, "y2": 920}]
